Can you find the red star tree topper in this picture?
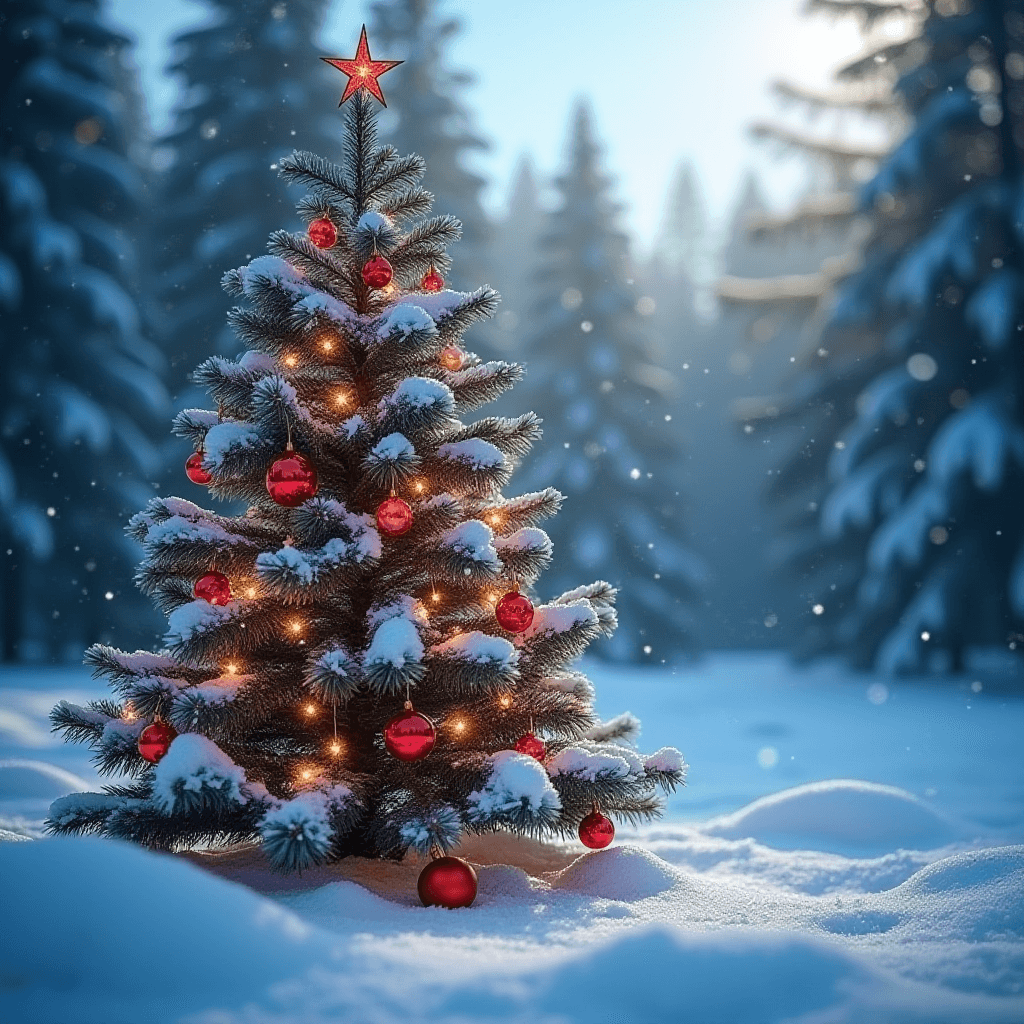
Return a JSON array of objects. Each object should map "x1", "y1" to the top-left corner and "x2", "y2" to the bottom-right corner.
[{"x1": 322, "y1": 25, "x2": 403, "y2": 107}]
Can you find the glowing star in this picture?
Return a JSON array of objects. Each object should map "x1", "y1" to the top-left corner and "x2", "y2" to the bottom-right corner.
[{"x1": 322, "y1": 26, "x2": 402, "y2": 107}]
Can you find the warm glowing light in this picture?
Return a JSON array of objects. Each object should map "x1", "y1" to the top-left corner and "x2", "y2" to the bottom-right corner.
[
  {"x1": 329, "y1": 741, "x2": 342, "y2": 756},
  {"x1": 245, "y1": 587, "x2": 257, "y2": 599},
  {"x1": 488, "y1": 514, "x2": 501, "y2": 526},
  {"x1": 452, "y1": 719, "x2": 466, "y2": 733},
  {"x1": 122, "y1": 702, "x2": 137, "y2": 722},
  {"x1": 414, "y1": 481, "x2": 425, "y2": 493},
  {"x1": 431, "y1": 592, "x2": 440, "y2": 603},
  {"x1": 321, "y1": 337, "x2": 334, "y2": 352},
  {"x1": 290, "y1": 620, "x2": 303, "y2": 634},
  {"x1": 300, "y1": 769, "x2": 313, "y2": 781},
  {"x1": 358, "y1": 64, "x2": 370, "y2": 77},
  {"x1": 498, "y1": 695, "x2": 512, "y2": 709},
  {"x1": 283, "y1": 354, "x2": 298, "y2": 367},
  {"x1": 335, "y1": 390, "x2": 350, "y2": 406},
  {"x1": 226, "y1": 663, "x2": 238, "y2": 675},
  {"x1": 304, "y1": 703, "x2": 317, "y2": 716},
  {"x1": 486, "y1": 592, "x2": 498, "y2": 604}
]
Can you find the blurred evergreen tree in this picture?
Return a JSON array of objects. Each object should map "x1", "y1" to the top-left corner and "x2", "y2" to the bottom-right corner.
[
  {"x1": 0, "y1": 0, "x2": 169, "y2": 660},
  {"x1": 770, "y1": 0, "x2": 1024, "y2": 672},
  {"x1": 519, "y1": 103, "x2": 702, "y2": 663},
  {"x1": 152, "y1": 0, "x2": 338, "y2": 411},
  {"x1": 368, "y1": 0, "x2": 491, "y2": 293}
]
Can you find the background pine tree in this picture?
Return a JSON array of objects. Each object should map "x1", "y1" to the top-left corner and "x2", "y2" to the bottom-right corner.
[
  {"x1": 0, "y1": 0, "x2": 169, "y2": 661},
  {"x1": 519, "y1": 103, "x2": 702, "y2": 664},
  {"x1": 152, "y1": 0, "x2": 339, "y2": 416}
]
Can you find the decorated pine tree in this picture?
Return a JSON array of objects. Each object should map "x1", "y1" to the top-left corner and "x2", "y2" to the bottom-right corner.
[{"x1": 46, "y1": 32, "x2": 685, "y2": 906}]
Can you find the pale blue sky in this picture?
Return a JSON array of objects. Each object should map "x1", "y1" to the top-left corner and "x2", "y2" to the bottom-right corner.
[{"x1": 108, "y1": 0, "x2": 867, "y2": 248}]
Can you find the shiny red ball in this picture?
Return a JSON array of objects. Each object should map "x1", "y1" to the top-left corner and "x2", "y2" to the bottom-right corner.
[
  {"x1": 383, "y1": 708, "x2": 436, "y2": 762},
  {"x1": 185, "y1": 451, "x2": 212, "y2": 485},
  {"x1": 418, "y1": 856, "x2": 477, "y2": 908},
  {"x1": 514, "y1": 732, "x2": 546, "y2": 760},
  {"x1": 138, "y1": 721, "x2": 177, "y2": 764},
  {"x1": 578, "y1": 810, "x2": 615, "y2": 849},
  {"x1": 362, "y1": 254, "x2": 393, "y2": 289},
  {"x1": 495, "y1": 591, "x2": 534, "y2": 633},
  {"x1": 421, "y1": 267, "x2": 444, "y2": 292},
  {"x1": 376, "y1": 496, "x2": 414, "y2": 537},
  {"x1": 439, "y1": 345, "x2": 464, "y2": 371},
  {"x1": 194, "y1": 571, "x2": 232, "y2": 606},
  {"x1": 266, "y1": 451, "x2": 318, "y2": 507},
  {"x1": 308, "y1": 217, "x2": 337, "y2": 249}
]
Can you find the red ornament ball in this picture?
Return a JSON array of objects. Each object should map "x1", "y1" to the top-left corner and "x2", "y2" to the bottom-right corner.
[
  {"x1": 514, "y1": 732, "x2": 546, "y2": 760},
  {"x1": 495, "y1": 591, "x2": 534, "y2": 633},
  {"x1": 383, "y1": 707, "x2": 436, "y2": 762},
  {"x1": 421, "y1": 266, "x2": 444, "y2": 292},
  {"x1": 439, "y1": 345, "x2": 464, "y2": 371},
  {"x1": 138, "y1": 721, "x2": 177, "y2": 764},
  {"x1": 376, "y1": 496, "x2": 414, "y2": 537},
  {"x1": 418, "y1": 856, "x2": 477, "y2": 908},
  {"x1": 361, "y1": 253, "x2": 393, "y2": 289},
  {"x1": 308, "y1": 217, "x2": 337, "y2": 249},
  {"x1": 578, "y1": 810, "x2": 615, "y2": 850},
  {"x1": 185, "y1": 451, "x2": 212, "y2": 485},
  {"x1": 194, "y1": 571, "x2": 232, "y2": 606},
  {"x1": 266, "y1": 451, "x2": 318, "y2": 507}
]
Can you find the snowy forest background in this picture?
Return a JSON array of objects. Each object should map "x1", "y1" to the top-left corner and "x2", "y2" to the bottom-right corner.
[{"x1": 2, "y1": 0, "x2": 1023, "y2": 681}]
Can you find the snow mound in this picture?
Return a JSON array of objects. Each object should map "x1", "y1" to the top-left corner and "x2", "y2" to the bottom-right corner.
[
  {"x1": 0, "y1": 828, "x2": 32, "y2": 843},
  {"x1": 552, "y1": 846, "x2": 681, "y2": 900},
  {"x1": 702, "y1": 780, "x2": 960, "y2": 855},
  {"x1": 0, "y1": 759, "x2": 94, "y2": 799}
]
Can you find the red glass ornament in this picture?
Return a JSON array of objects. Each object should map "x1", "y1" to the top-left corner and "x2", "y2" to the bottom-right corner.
[
  {"x1": 418, "y1": 856, "x2": 477, "y2": 908},
  {"x1": 185, "y1": 451, "x2": 212, "y2": 485},
  {"x1": 514, "y1": 732, "x2": 546, "y2": 760},
  {"x1": 308, "y1": 217, "x2": 337, "y2": 249},
  {"x1": 266, "y1": 451, "x2": 318, "y2": 507},
  {"x1": 376, "y1": 495, "x2": 414, "y2": 537},
  {"x1": 194, "y1": 571, "x2": 232, "y2": 606},
  {"x1": 361, "y1": 254, "x2": 393, "y2": 289},
  {"x1": 495, "y1": 591, "x2": 534, "y2": 633},
  {"x1": 439, "y1": 346, "x2": 464, "y2": 371},
  {"x1": 383, "y1": 705, "x2": 436, "y2": 762},
  {"x1": 578, "y1": 810, "x2": 615, "y2": 849},
  {"x1": 421, "y1": 266, "x2": 444, "y2": 292},
  {"x1": 138, "y1": 721, "x2": 177, "y2": 764}
]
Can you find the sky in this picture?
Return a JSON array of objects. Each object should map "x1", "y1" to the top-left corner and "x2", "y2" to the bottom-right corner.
[{"x1": 107, "y1": 0, "x2": 875, "y2": 250}]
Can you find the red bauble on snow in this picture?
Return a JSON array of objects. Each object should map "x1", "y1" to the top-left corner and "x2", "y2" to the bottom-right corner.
[
  {"x1": 185, "y1": 451, "x2": 212, "y2": 485},
  {"x1": 376, "y1": 495, "x2": 414, "y2": 537},
  {"x1": 514, "y1": 732, "x2": 546, "y2": 760},
  {"x1": 361, "y1": 254, "x2": 393, "y2": 289},
  {"x1": 266, "y1": 450, "x2": 318, "y2": 507},
  {"x1": 418, "y1": 856, "x2": 477, "y2": 908},
  {"x1": 194, "y1": 571, "x2": 232, "y2": 606},
  {"x1": 578, "y1": 810, "x2": 615, "y2": 849},
  {"x1": 138, "y1": 721, "x2": 177, "y2": 764},
  {"x1": 439, "y1": 345, "x2": 464, "y2": 371},
  {"x1": 421, "y1": 266, "x2": 444, "y2": 292},
  {"x1": 308, "y1": 217, "x2": 337, "y2": 249},
  {"x1": 383, "y1": 705, "x2": 436, "y2": 762},
  {"x1": 495, "y1": 590, "x2": 534, "y2": 633}
]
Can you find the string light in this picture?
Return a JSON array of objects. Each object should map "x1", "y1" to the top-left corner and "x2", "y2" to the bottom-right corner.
[
  {"x1": 328, "y1": 740, "x2": 343, "y2": 756},
  {"x1": 452, "y1": 719, "x2": 466, "y2": 734},
  {"x1": 304, "y1": 703, "x2": 318, "y2": 717},
  {"x1": 488, "y1": 513, "x2": 501, "y2": 526},
  {"x1": 245, "y1": 587, "x2": 257, "y2": 599},
  {"x1": 122, "y1": 702, "x2": 137, "y2": 722},
  {"x1": 283, "y1": 354, "x2": 298, "y2": 367},
  {"x1": 225, "y1": 662, "x2": 238, "y2": 675},
  {"x1": 290, "y1": 619, "x2": 303, "y2": 634},
  {"x1": 498, "y1": 694, "x2": 512, "y2": 709},
  {"x1": 431, "y1": 592, "x2": 440, "y2": 603},
  {"x1": 414, "y1": 481, "x2": 425, "y2": 493},
  {"x1": 335, "y1": 390, "x2": 350, "y2": 406},
  {"x1": 320, "y1": 337, "x2": 334, "y2": 352}
]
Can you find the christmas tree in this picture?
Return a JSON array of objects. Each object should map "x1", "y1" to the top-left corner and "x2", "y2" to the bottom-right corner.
[
  {"x1": 46, "y1": 32, "x2": 685, "y2": 906},
  {"x1": 519, "y1": 103, "x2": 702, "y2": 663},
  {"x1": 0, "y1": 0, "x2": 169, "y2": 660}
]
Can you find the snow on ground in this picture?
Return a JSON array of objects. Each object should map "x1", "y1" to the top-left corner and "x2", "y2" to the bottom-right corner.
[{"x1": 1, "y1": 653, "x2": 1022, "y2": 1023}]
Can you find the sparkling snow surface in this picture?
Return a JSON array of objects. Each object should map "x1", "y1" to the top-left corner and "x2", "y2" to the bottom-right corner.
[{"x1": 1, "y1": 653, "x2": 1022, "y2": 1023}]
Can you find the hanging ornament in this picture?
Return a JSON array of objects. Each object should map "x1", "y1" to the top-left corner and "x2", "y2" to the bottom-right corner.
[
  {"x1": 513, "y1": 732, "x2": 546, "y2": 760},
  {"x1": 417, "y1": 855, "x2": 477, "y2": 908},
  {"x1": 185, "y1": 451, "x2": 212, "y2": 485},
  {"x1": 266, "y1": 448, "x2": 318, "y2": 507},
  {"x1": 383, "y1": 702, "x2": 436, "y2": 762},
  {"x1": 439, "y1": 346, "x2": 464, "y2": 371},
  {"x1": 361, "y1": 253, "x2": 393, "y2": 289},
  {"x1": 495, "y1": 587, "x2": 534, "y2": 634},
  {"x1": 138, "y1": 720, "x2": 177, "y2": 764},
  {"x1": 578, "y1": 809, "x2": 615, "y2": 850},
  {"x1": 321, "y1": 25, "x2": 404, "y2": 108},
  {"x1": 194, "y1": 571, "x2": 232, "y2": 606},
  {"x1": 421, "y1": 266, "x2": 444, "y2": 292},
  {"x1": 308, "y1": 217, "x2": 337, "y2": 249},
  {"x1": 376, "y1": 493, "x2": 414, "y2": 537}
]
